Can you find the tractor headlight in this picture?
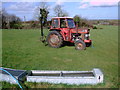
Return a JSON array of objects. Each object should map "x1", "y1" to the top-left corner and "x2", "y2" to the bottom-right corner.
[
  {"x1": 85, "y1": 34, "x2": 90, "y2": 37},
  {"x1": 82, "y1": 30, "x2": 87, "y2": 32},
  {"x1": 82, "y1": 30, "x2": 85, "y2": 32}
]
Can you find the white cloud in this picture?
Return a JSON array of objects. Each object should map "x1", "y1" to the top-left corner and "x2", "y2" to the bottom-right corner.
[
  {"x1": 3, "y1": 0, "x2": 87, "y2": 2},
  {"x1": 55, "y1": 0, "x2": 64, "y2": 5},
  {"x1": 7, "y1": 2, "x2": 35, "y2": 11},
  {"x1": 0, "y1": 2, "x2": 2, "y2": 11},
  {"x1": 79, "y1": 3, "x2": 88, "y2": 9},
  {"x1": 79, "y1": 0, "x2": 119, "y2": 9},
  {"x1": 3, "y1": 2, "x2": 37, "y2": 21}
]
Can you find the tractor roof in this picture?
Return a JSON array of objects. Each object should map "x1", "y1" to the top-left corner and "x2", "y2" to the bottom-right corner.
[{"x1": 52, "y1": 17, "x2": 73, "y2": 19}]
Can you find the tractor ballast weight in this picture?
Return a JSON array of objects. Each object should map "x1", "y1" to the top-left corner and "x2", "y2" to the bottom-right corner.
[{"x1": 41, "y1": 17, "x2": 92, "y2": 50}]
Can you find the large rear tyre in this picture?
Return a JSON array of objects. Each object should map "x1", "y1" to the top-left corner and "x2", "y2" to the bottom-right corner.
[
  {"x1": 46, "y1": 31, "x2": 63, "y2": 48},
  {"x1": 75, "y1": 40, "x2": 86, "y2": 50}
]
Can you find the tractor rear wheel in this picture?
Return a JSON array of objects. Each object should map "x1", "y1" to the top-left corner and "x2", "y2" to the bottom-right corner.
[
  {"x1": 75, "y1": 40, "x2": 86, "y2": 50},
  {"x1": 46, "y1": 31, "x2": 63, "y2": 48}
]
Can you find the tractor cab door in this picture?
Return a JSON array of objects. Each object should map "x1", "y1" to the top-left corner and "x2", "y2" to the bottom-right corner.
[
  {"x1": 60, "y1": 19, "x2": 67, "y2": 28},
  {"x1": 60, "y1": 18, "x2": 71, "y2": 41}
]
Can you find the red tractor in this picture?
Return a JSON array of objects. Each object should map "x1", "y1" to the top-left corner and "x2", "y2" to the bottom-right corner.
[{"x1": 45, "y1": 17, "x2": 92, "y2": 50}]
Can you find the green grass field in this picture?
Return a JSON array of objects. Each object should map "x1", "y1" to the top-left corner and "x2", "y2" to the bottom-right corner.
[{"x1": 2, "y1": 25, "x2": 119, "y2": 88}]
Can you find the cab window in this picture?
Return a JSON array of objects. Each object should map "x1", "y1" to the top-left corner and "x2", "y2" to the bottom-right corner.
[
  {"x1": 52, "y1": 19, "x2": 59, "y2": 28},
  {"x1": 60, "y1": 19, "x2": 67, "y2": 28}
]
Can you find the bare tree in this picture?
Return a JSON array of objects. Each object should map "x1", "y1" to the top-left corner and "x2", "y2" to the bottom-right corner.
[
  {"x1": 39, "y1": 2, "x2": 49, "y2": 10},
  {"x1": 54, "y1": 5, "x2": 68, "y2": 17},
  {"x1": 34, "y1": 2, "x2": 49, "y2": 21},
  {"x1": 2, "y1": 9, "x2": 8, "y2": 28},
  {"x1": 0, "y1": 10, "x2": 2, "y2": 29},
  {"x1": 1, "y1": 8, "x2": 21, "y2": 29}
]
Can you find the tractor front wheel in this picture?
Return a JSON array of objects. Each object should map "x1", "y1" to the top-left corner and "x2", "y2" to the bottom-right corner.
[
  {"x1": 46, "y1": 31, "x2": 63, "y2": 48},
  {"x1": 86, "y1": 42, "x2": 92, "y2": 47},
  {"x1": 75, "y1": 40, "x2": 86, "y2": 50}
]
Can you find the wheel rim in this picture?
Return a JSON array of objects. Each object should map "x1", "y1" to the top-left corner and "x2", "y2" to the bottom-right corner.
[
  {"x1": 76, "y1": 43, "x2": 83, "y2": 50},
  {"x1": 49, "y1": 34, "x2": 60, "y2": 46}
]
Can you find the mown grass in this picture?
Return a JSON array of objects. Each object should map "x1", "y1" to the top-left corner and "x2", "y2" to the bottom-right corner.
[{"x1": 2, "y1": 25, "x2": 118, "y2": 88}]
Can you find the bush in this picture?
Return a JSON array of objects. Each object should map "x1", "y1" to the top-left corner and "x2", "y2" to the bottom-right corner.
[
  {"x1": 73, "y1": 15, "x2": 92, "y2": 28},
  {"x1": 10, "y1": 21, "x2": 22, "y2": 29},
  {"x1": 93, "y1": 25, "x2": 97, "y2": 29}
]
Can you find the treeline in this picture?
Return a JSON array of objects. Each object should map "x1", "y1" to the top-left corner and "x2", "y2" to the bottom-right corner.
[
  {"x1": 1, "y1": 2, "x2": 118, "y2": 30},
  {"x1": 73, "y1": 15, "x2": 92, "y2": 28},
  {"x1": 1, "y1": 9, "x2": 22, "y2": 29},
  {"x1": 1, "y1": 11, "x2": 118, "y2": 30},
  {"x1": 1, "y1": 2, "x2": 93, "y2": 29}
]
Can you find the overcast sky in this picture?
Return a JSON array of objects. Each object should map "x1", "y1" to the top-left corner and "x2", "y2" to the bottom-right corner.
[{"x1": 2, "y1": 0, "x2": 119, "y2": 21}]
